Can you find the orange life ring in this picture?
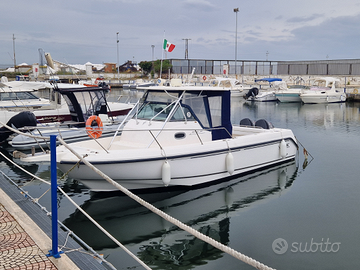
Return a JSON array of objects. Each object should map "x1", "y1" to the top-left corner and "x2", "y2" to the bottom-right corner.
[
  {"x1": 203, "y1": 75, "x2": 207, "y2": 81},
  {"x1": 85, "y1": 115, "x2": 103, "y2": 139}
]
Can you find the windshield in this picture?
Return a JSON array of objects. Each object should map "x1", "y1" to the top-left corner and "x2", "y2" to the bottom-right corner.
[{"x1": 136, "y1": 91, "x2": 196, "y2": 121}]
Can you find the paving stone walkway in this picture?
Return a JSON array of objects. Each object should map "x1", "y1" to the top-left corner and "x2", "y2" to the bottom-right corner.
[{"x1": 0, "y1": 203, "x2": 57, "y2": 270}]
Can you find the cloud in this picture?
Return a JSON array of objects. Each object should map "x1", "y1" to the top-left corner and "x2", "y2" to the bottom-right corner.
[
  {"x1": 182, "y1": 0, "x2": 216, "y2": 11},
  {"x1": 287, "y1": 14, "x2": 325, "y2": 23}
]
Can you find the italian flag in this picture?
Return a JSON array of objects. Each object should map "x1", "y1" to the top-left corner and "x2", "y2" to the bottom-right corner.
[{"x1": 163, "y1": 39, "x2": 175, "y2": 52}]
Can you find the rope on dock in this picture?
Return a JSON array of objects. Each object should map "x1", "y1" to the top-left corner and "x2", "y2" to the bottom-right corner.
[{"x1": 57, "y1": 136, "x2": 276, "y2": 270}]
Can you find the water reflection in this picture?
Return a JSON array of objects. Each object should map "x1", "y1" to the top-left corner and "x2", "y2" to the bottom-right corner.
[
  {"x1": 63, "y1": 161, "x2": 298, "y2": 268},
  {"x1": 0, "y1": 148, "x2": 40, "y2": 185}
]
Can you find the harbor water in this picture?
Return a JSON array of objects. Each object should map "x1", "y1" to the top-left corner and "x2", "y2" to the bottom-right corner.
[{"x1": 1, "y1": 89, "x2": 360, "y2": 270}]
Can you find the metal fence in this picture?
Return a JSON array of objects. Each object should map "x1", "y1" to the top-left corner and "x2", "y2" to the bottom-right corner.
[{"x1": 169, "y1": 59, "x2": 360, "y2": 76}]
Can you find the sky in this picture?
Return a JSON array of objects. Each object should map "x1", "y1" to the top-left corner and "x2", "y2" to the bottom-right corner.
[{"x1": 1, "y1": 0, "x2": 360, "y2": 67}]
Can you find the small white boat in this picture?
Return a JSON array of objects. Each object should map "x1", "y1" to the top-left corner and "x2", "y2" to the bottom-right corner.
[
  {"x1": 213, "y1": 77, "x2": 250, "y2": 96},
  {"x1": 300, "y1": 77, "x2": 346, "y2": 104},
  {"x1": 0, "y1": 80, "x2": 56, "y2": 110},
  {"x1": 244, "y1": 78, "x2": 283, "y2": 102},
  {"x1": 20, "y1": 79, "x2": 298, "y2": 191}
]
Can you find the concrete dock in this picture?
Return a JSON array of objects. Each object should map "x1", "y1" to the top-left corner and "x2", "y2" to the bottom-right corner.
[{"x1": 0, "y1": 173, "x2": 114, "y2": 270}]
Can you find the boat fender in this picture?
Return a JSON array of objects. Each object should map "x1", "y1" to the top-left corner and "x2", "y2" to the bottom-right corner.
[
  {"x1": 280, "y1": 139, "x2": 287, "y2": 158},
  {"x1": 85, "y1": 115, "x2": 103, "y2": 139},
  {"x1": 162, "y1": 161, "x2": 171, "y2": 186},
  {"x1": 226, "y1": 152, "x2": 234, "y2": 175}
]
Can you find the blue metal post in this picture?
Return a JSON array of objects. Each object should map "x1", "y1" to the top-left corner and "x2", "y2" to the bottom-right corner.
[{"x1": 47, "y1": 135, "x2": 63, "y2": 258}]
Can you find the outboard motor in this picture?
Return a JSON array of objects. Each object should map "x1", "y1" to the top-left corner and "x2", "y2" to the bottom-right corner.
[
  {"x1": 0, "y1": 111, "x2": 37, "y2": 143},
  {"x1": 244, "y1": 87, "x2": 259, "y2": 99}
]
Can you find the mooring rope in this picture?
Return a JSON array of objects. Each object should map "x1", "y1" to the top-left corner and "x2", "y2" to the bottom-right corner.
[{"x1": 57, "y1": 136, "x2": 276, "y2": 270}]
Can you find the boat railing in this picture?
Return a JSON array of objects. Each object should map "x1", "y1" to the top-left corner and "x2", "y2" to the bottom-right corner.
[{"x1": 108, "y1": 98, "x2": 141, "y2": 149}]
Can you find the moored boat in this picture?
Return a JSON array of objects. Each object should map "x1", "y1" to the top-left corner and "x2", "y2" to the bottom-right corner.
[
  {"x1": 20, "y1": 79, "x2": 298, "y2": 191},
  {"x1": 276, "y1": 85, "x2": 309, "y2": 103},
  {"x1": 244, "y1": 78, "x2": 283, "y2": 102},
  {"x1": 7, "y1": 85, "x2": 132, "y2": 150},
  {"x1": 300, "y1": 77, "x2": 346, "y2": 104}
]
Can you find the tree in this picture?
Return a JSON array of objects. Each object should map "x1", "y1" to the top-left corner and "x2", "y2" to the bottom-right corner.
[
  {"x1": 139, "y1": 60, "x2": 172, "y2": 78},
  {"x1": 153, "y1": 60, "x2": 172, "y2": 76},
  {"x1": 139, "y1": 61, "x2": 153, "y2": 75}
]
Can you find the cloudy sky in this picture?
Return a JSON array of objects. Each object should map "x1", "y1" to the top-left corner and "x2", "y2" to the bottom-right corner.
[{"x1": 1, "y1": 0, "x2": 360, "y2": 67}]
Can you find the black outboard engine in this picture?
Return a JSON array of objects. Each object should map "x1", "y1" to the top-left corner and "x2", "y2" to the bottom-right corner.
[
  {"x1": 0, "y1": 111, "x2": 37, "y2": 143},
  {"x1": 244, "y1": 87, "x2": 259, "y2": 99}
]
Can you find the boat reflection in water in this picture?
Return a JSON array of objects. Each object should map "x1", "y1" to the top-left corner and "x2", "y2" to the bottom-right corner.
[{"x1": 63, "y1": 161, "x2": 298, "y2": 269}]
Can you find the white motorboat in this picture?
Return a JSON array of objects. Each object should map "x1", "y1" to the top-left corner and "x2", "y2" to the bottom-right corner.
[
  {"x1": 300, "y1": 77, "x2": 346, "y2": 104},
  {"x1": 276, "y1": 85, "x2": 309, "y2": 103},
  {"x1": 213, "y1": 77, "x2": 250, "y2": 96},
  {"x1": 0, "y1": 80, "x2": 61, "y2": 113},
  {"x1": 0, "y1": 80, "x2": 132, "y2": 125},
  {"x1": 20, "y1": 79, "x2": 298, "y2": 191},
  {"x1": 7, "y1": 85, "x2": 132, "y2": 150},
  {"x1": 244, "y1": 78, "x2": 283, "y2": 102}
]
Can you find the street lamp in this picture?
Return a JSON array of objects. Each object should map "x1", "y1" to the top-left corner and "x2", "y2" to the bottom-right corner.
[
  {"x1": 234, "y1": 8, "x2": 239, "y2": 75},
  {"x1": 151, "y1": 45, "x2": 155, "y2": 78},
  {"x1": 116, "y1": 32, "x2": 120, "y2": 80},
  {"x1": 182, "y1": 38, "x2": 191, "y2": 59}
]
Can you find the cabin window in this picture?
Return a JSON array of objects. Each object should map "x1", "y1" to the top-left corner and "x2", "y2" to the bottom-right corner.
[
  {"x1": 208, "y1": 96, "x2": 222, "y2": 127},
  {"x1": 137, "y1": 103, "x2": 172, "y2": 120},
  {"x1": 182, "y1": 93, "x2": 210, "y2": 128},
  {"x1": 0, "y1": 92, "x2": 39, "y2": 101}
]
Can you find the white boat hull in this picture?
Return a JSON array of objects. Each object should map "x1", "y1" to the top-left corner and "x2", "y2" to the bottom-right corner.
[
  {"x1": 300, "y1": 92, "x2": 346, "y2": 104},
  {"x1": 276, "y1": 92, "x2": 301, "y2": 103},
  {"x1": 248, "y1": 91, "x2": 278, "y2": 102},
  {"x1": 56, "y1": 127, "x2": 297, "y2": 191}
]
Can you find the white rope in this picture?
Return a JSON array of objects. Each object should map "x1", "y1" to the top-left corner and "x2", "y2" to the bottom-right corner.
[{"x1": 57, "y1": 136, "x2": 276, "y2": 270}]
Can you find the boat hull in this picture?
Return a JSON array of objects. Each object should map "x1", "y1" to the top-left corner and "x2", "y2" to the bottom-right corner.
[
  {"x1": 56, "y1": 128, "x2": 298, "y2": 191},
  {"x1": 248, "y1": 91, "x2": 278, "y2": 102},
  {"x1": 300, "y1": 93, "x2": 346, "y2": 104},
  {"x1": 276, "y1": 93, "x2": 301, "y2": 103}
]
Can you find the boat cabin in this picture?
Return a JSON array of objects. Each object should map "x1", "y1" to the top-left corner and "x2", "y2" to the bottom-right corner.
[
  {"x1": 54, "y1": 86, "x2": 111, "y2": 126},
  {"x1": 135, "y1": 87, "x2": 232, "y2": 140}
]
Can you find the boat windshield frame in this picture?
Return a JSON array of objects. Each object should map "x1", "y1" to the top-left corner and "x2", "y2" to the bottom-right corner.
[{"x1": 135, "y1": 88, "x2": 232, "y2": 140}]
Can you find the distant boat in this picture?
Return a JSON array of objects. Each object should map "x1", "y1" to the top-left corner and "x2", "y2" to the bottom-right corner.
[
  {"x1": 244, "y1": 78, "x2": 283, "y2": 102},
  {"x1": 276, "y1": 85, "x2": 309, "y2": 103},
  {"x1": 300, "y1": 77, "x2": 346, "y2": 104}
]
